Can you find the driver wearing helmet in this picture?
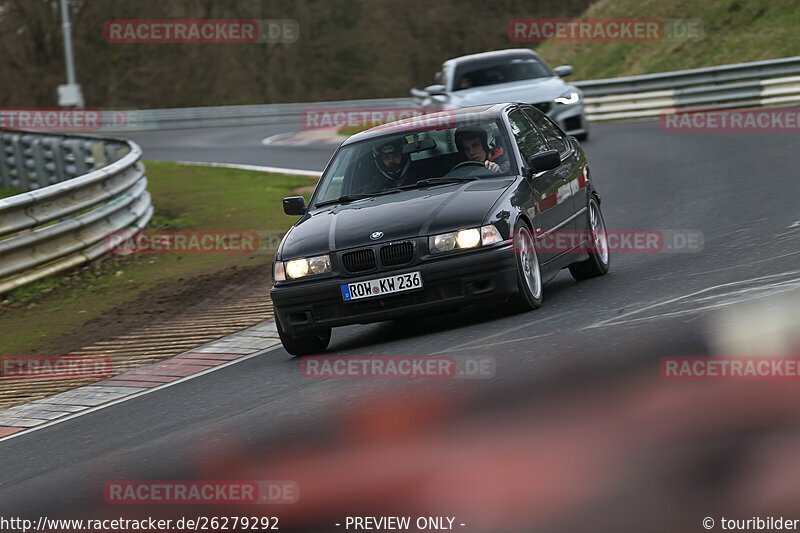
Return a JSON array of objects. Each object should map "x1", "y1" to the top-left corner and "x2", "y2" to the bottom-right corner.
[
  {"x1": 373, "y1": 138, "x2": 412, "y2": 183},
  {"x1": 353, "y1": 138, "x2": 417, "y2": 194},
  {"x1": 454, "y1": 127, "x2": 510, "y2": 173}
]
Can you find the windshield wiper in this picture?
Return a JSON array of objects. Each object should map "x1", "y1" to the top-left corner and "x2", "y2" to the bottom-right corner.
[
  {"x1": 401, "y1": 177, "x2": 478, "y2": 189},
  {"x1": 315, "y1": 189, "x2": 401, "y2": 207}
]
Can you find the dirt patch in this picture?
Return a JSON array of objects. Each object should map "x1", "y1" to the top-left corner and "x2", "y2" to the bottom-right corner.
[
  {"x1": 292, "y1": 185, "x2": 318, "y2": 195},
  {"x1": 291, "y1": 177, "x2": 319, "y2": 196},
  {"x1": 49, "y1": 262, "x2": 272, "y2": 355},
  {"x1": 0, "y1": 261, "x2": 275, "y2": 409}
]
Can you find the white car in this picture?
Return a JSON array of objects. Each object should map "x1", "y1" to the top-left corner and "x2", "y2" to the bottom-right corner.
[{"x1": 411, "y1": 48, "x2": 588, "y2": 140}]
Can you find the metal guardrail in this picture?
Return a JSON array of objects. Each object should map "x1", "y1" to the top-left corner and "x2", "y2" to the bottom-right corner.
[
  {"x1": 0, "y1": 132, "x2": 152, "y2": 295},
  {"x1": 574, "y1": 56, "x2": 800, "y2": 121},
  {"x1": 2, "y1": 57, "x2": 795, "y2": 293},
  {"x1": 95, "y1": 56, "x2": 800, "y2": 131},
  {"x1": 100, "y1": 97, "x2": 416, "y2": 132}
]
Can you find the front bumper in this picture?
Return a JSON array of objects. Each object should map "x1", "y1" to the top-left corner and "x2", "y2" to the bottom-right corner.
[
  {"x1": 548, "y1": 102, "x2": 588, "y2": 138},
  {"x1": 271, "y1": 243, "x2": 518, "y2": 335}
]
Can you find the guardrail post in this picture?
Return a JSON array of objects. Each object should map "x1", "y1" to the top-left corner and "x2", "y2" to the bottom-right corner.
[
  {"x1": 10, "y1": 134, "x2": 28, "y2": 191},
  {"x1": 30, "y1": 137, "x2": 51, "y2": 189},
  {"x1": 0, "y1": 136, "x2": 10, "y2": 188}
]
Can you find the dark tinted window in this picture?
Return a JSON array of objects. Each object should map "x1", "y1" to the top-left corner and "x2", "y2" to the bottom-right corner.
[
  {"x1": 453, "y1": 59, "x2": 552, "y2": 91},
  {"x1": 523, "y1": 107, "x2": 569, "y2": 156},
  {"x1": 507, "y1": 109, "x2": 548, "y2": 162},
  {"x1": 314, "y1": 118, "x2": 517, "y2": 204}
]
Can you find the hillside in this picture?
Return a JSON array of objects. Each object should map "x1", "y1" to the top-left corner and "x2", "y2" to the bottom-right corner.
[
  {"x1": 536, "y1": 0, "x2": 800, "y2": 80},
  {"x1": 1, "y1": 0, "x2": 797, "y2": 108}
]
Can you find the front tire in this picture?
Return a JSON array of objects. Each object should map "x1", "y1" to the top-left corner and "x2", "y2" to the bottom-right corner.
[
  {"x1": 276, "y1": 316, "x2": 331, "y2": 356},
  {"x1": 569, "y1": 197, "x2": 610, "y2": 280},
  {"x1": 509, "y1": 221, "x2": 543, "y2": 312}
]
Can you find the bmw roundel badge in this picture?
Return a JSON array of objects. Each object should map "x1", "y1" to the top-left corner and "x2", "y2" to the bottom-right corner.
[{"x1": 370, "y1": 231, "x2": 384, "y2": 240}]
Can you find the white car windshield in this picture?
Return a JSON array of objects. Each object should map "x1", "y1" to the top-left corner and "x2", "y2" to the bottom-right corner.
[{"x1": 453, "y1": 59, "x2": 553, "y2": 90}]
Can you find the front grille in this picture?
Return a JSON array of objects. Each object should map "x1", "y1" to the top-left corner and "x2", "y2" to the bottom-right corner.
[
  {"x1": 341, "y1": 249, "x2": 376, "y2": 273},
  {"x1": 534, "y1": 102, "x2": 552, "y2": 114},
  {"x1": 380, "y1": 242, "x2": 414, "y2": 267}
]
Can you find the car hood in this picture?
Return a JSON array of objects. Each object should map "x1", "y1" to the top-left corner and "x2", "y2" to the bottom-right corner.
[
  {"x1": 447, "y1": 77, "x2": 572, "y2": 107},
  {"x1": 280, "y1": 179, "x2": 515, "y2": 258}
]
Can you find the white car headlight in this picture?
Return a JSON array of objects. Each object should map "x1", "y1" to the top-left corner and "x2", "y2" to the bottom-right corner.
[
  {"x1": 429, "y1": 225, "x2": 503, "y2": 254},
  {"x1": 432, "y1": 232, "x2": 457, "y2": 253},
  {"x1": 282, "y1": 254, "x2": 331, "y2": 280},
  {"x1": 554, "y1": 91, "x2": 581, "y2": 105},
  {"x1": 456, "y1": 228, "x2": 481, "y2": 249}
]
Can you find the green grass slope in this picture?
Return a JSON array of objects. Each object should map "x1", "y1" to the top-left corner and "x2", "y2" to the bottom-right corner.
[{"x1": 536, "y1": 0, "x2": 800, "y2": 80}]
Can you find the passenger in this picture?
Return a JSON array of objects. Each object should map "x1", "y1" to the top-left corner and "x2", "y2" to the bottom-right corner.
[
  {"x1": 454, "y1": 127, "x2": 510, "y2": 173},
  {"x1": 457, "y1": 75, "x2": 474, "y2": 90}
]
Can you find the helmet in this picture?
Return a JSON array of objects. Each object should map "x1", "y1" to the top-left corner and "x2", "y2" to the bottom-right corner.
[
  {"x1": 454, "y1": 126, "x2": 490, "y2": 153},
  {"x1": 372, "y1": 138, "x2": 410, "y2": 181}
]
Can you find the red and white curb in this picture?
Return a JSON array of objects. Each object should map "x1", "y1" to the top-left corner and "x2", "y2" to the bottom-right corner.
[
  {"x1": 261, "y1": 128, "x2": 343, "y2": 147},
  {"x1": 0, "y1": 321, "x2": 283, "y2": 441}
]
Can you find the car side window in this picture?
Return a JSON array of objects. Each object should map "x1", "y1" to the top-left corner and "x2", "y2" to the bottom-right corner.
[
  {"x1": 523, "y1": 107, "x2": 569, "y2": 157},
  {"x1": 507, "y1": 109, "x2": 549, "y2": 162}
]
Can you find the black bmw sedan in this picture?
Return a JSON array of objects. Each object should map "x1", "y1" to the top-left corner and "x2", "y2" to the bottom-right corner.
[{"x1": 271, "y1": 103, "x2": 609, "y2": 355}]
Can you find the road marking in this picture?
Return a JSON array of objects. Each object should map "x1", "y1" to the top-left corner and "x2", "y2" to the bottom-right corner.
[
  {"x1": 688, "y1": 249, "x2": 800, "y2": 277},
  {"x1": 429, "y1": 312, "x2": 565, "y2": 355},
  {"x1": 789, "y1": 220, "x2": 800, "y2": 229},
  {"x1": 0, "y1": 343, "x2": 284, "y2": 445},
  {"x1": 446, "y1": 331, "x2": 555, "y2": 352},
  {"x1": 175, "y1": 160, "x2": 322, "y2": 177},
  {"x1": 584, "y1": 270, "x2": 800, "y2": 330}
]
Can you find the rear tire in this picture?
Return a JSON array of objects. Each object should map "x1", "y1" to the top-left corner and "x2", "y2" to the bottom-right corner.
[
  {"x1": 276, "y1": 316, "x2": 331, "y2": 356},
  {"x1": 569, "y1": 197, "x2": 610, "y2": 280},
  {"x1": 509, "y1": 221, "x2": 543, "y2": 312}
]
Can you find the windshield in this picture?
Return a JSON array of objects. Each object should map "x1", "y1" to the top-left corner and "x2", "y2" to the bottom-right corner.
[
  {"x1": 313, "y1": 118, "x2": 517, "y2": 206},
  {"x1": 453, "y1": 58, "x2": 553, "y2": 91}
]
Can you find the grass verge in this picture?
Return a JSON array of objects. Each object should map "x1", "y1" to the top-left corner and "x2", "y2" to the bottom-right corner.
[
  {"x1": 536, "y1": 0, "x2": 800, "y2": 80},
  {"x1": 0, "y1": 161, "x2": 315, "y2": 355},
  {"x1": 0, "y1": 186, "x2": 22, "y2": 199}
]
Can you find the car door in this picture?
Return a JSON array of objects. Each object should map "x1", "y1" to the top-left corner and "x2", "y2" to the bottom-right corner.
[
  {"x1": 523, "y1": 106, "x2": 581, "y2": 233},
  {"x1": 506, "y1": 107, "x2": 565, "y2": 265}
]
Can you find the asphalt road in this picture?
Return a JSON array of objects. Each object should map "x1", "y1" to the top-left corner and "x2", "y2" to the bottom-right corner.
[
  {"x1": 123, "y1": 123, "x2": 339, "y2": 170},
  {"x1": 2, "y1": 120, "x2": 799, "y2": 524}
]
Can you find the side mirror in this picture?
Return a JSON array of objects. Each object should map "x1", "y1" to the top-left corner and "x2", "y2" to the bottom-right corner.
[
  {"x1": 528, "y1": 150, "x2": 561, "y2": 173},
  {"x1": 410, "y1": 87, "x2": 429, "y2": 98},
  {"x1": 424, "y1": 84, "x2": 447, "y2": 95},
  {"x1": 283, "y1": 196, "x2": 307, "y2": 216},
  {"x1": 554, "y1": 65, "x2": 573, "y2": 78}
]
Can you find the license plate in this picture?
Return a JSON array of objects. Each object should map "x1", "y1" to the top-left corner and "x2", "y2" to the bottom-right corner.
[{"x1": 342, "y1": 271, "x2": 422, "y2": 301}]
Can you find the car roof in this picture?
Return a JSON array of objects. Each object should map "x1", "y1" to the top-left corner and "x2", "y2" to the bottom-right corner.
[
  {"x1": 342, "y1": 103, "x2": 512, "y2": 145},
  {"x1": 444, "y1": 48, "x2": 540, "y2": 67}
]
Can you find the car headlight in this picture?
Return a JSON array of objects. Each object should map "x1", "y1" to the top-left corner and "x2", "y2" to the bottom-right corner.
[
  {"x1": 280, "y1": 254, "x2": 332, "y2": 280},
  {"x1": 554, "y1": 90, "x2": 581, "y2": 105},
  {"x1": 429, "y1": 225, "x2": 503, "y2": 254}
]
